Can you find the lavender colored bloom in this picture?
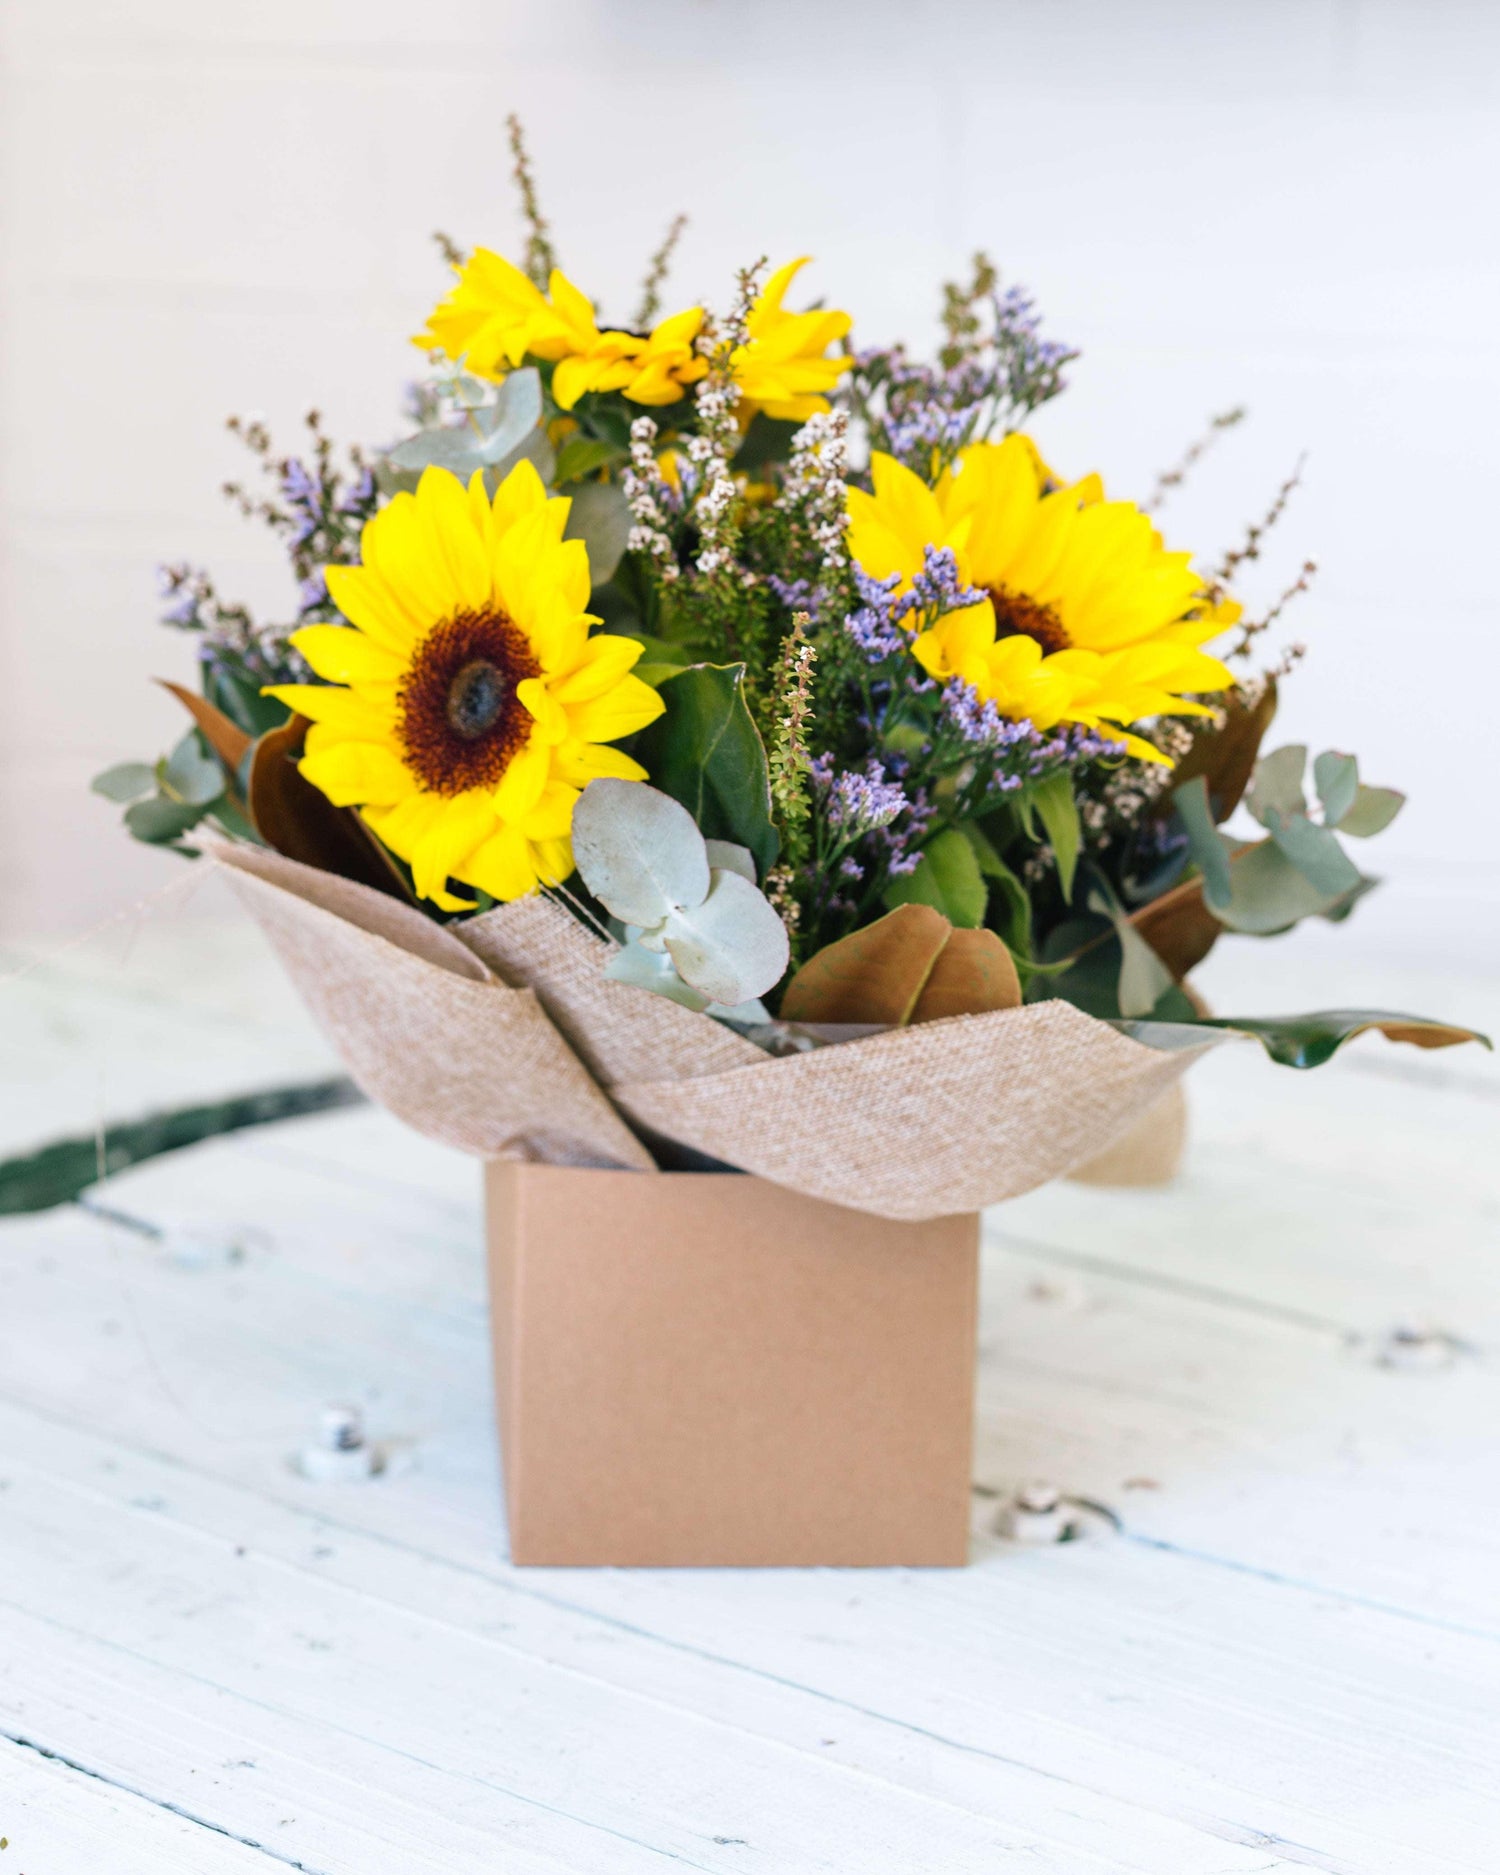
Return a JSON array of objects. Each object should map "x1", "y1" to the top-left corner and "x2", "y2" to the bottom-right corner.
[
  {"x1": 768, "y1": 574, "x2": 821, "y2": 623},
  {"x1": 298, "y1": 570, "x2": 329, "y2": 614},
  {"x1": 338, "y1": 466, "x2": 375, "y2": 516},
  {"x1": 811, "y1": 754, "x2": 909, "y2": 837}
]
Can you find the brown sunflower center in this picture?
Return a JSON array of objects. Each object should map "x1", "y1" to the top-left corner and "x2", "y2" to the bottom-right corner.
[
  {"x1": 396, "y1": 608, "x2": 540, "y2": 797},
  {"x1": 986, "y1": 584, "x2": 1070, "y2": 658}
]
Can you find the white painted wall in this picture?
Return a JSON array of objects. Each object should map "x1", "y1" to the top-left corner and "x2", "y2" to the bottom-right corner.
[{"x1": 2, "y1": 1, "x2": 1497, "y2": 946}]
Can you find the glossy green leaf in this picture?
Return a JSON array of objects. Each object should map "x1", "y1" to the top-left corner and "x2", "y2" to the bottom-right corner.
[
  {"x1": 1338, "y1": 783, "x2": 1405, "y2": 838},
  {"x1": 626, "y1": 663, "x2": 778, "y2": 879},
  {"x1": 885, "y1": 827, "x2": 987, "y2": 928},
  {"x1": 1112, "y1": 1008, "x2": 1491, "y2": 1070},
  {"x1": 1029, "y1": 771, "x2": 1082, "y2": 901},
  {"x1": 554, "y1": 435, "x2": 624, "y2": 485},
  {"x1": 1312, "y1": 750, "x2": 1359, "y2": 828},
  {"x1": 91, "y1": 761, "x2": 156, "y2": 803}
]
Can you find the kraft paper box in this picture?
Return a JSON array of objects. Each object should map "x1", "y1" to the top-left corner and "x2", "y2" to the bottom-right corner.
[{"x1": 486, "y1": 1162, "x2": 980, "y2": 1567}]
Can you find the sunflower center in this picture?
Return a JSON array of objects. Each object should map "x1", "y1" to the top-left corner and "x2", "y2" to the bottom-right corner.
[
  {"x1": 446, "y1": 659, "x2": 507, "y2": 740},
  {"x1": 396, "y1": 608, "x2": 541, "y2": 798},
  {"x1": 986, "y1": 584, "x2": 1070, "y2": 658}
]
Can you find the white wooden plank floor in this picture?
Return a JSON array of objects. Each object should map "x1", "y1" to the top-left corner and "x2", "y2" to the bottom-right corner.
[{"x1": 1, "y1": 885, "x2": 1497, "y2": 1874}]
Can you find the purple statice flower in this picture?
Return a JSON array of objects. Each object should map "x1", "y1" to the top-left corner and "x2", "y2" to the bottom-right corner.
[
  {"x1": 844, "y1": 568, "x2": 906, "y2": 662},
  {"x1": 768, "y1": 574, "x2": 821, "y2": 624},
  {"x1": 811, "y1": 754, "x2": 909, "y2": 837},
  {"x1": 157, "y1": 564, "x2": 203, "y2": 628},
  {"x1": 298, "y1": 570, "x2": 329, "y2": 615},
  {"x1": 338, "y1": 466, "x2": 376, "y2": 516},
  {"x1": 907, "y1": 543, "x2": 982, "y2": 617},
  {"x1": 281, "y1": 458, "x2": 323, "y2": 547}
]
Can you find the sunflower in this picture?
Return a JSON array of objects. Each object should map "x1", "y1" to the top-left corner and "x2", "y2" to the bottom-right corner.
[
  {"x1": 845, "y1": 437, "x2": 1238, "y2": 761},
  {"x1": 414, "y1": 249, "x2": 709, "y2": 409},
  {"x1": 414, "y1": 249, "x2": 852, "y2": 421},
  {"x1": 730, "y1": 258, "x2": 852, "y2": 421},
  {"x1": 266, "y1": 461, "x2": 664, "y2": 908}
]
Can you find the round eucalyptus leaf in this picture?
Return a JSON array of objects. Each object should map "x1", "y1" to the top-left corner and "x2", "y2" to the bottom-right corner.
[
  {"x1": 571, "y1": 779, "x2": 710, "y2": 929},
  {"x1": 662, "y1": 867, "x2": 790, "y2": 1006}
]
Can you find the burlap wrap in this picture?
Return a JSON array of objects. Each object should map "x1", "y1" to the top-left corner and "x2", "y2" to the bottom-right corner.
[{"x1": 211, "y1": 840, "x2": 1209, "y2": 1220}]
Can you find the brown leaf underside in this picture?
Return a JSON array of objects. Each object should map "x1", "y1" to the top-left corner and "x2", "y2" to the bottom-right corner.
[
  {"x1": 248, "y1": 715, "x2": 410, "y2": 900},
  {"x1": 1162, "y1": 674, "x2": 1279, "y2": 823},
  {"x1": 780, "y1": 904, "x2": 1023, "y2": 1027},
  {"x1": 1128, "y1": 876, "x2": 1224, "y2": 981},
  {"x1": 157, "y1": 680, "x2": 252, "y2": 773}
]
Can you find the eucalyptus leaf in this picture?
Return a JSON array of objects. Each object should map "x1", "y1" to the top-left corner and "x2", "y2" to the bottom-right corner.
[
  {"x1": 1029, "y1": 771, "x2": 1082, "y2": 901},
  {"x1": 1268, "y1": 812, "x2": 1363, "y2": 898},
  {"x1": 1088, "y1": 888, "x2": 1175, "y2": 1019},
  {"x1": 1216, "y1": 838, "x2": 1365, "y2": 935},
  {"x1": 124, "y1": 795, "x2": 207, "y2": 844},
  {"x1": 1338, "y1": 783, "x2": 1405, "y2": 838},
  {"x1": 1172, "y1": 775, "x2": 1233, "y2": 911},
  {"x1": 884, "y1": 827, "x2": 986, "y2": 928},
  {"x1": 1246, "y1": 743, "x2": 1308, "y2": 828},
  {"x1": 1312, "y1": 750, "x2": 1359, "y2": 828},
  {"x1": 571, "y1": 779, "x2": 709, "y2": 928},
  {"x1": 704, "y1": 839, "x2": 757, "y2": 883},
  {"x1": 663, "y1": 867, "x2": 790, "y2": 1007},
  {"x1": 163, "y1": 731, "x2": 227, "y2": 807},
  {"x1": 626, "y1": 663, "x2": 778, "y2": 879},
  {"x1": 482, "y1": 426, "x2": 556, "y2": 493},
  {"x1": 605, "y1": 934, "x2": 711, "y2": 1011},
  {"x1": 564, "y1": 480, "x2": 632, "y2": 587},
  {"x1": 91, "y1": 761, "x2": 156, "y2": 803}
]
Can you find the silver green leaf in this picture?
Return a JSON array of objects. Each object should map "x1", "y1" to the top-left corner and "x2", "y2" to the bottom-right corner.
[
  {"x1": 1246, "y1": 743, "x2": 1308, "y2": 828},
  {"x1": 1338, "y1": 783, "x2": 1404, "y2": 837},
  {"x1": 1172, "y1": 774, "x2": 1234, "y2": 911},
  {"x1": 662, "y1": 869, "x2": 789, "y2": 1008},
  {"x1": 1312, "y1": 750, "x2": 1359, "y2": 828},
  {"x1": 572, "y1": 779, "x2": 709, "y2": 928},
  {"x1": 563, "y1": 481, "x2": 632, "y2": 586},
  {"x1": 91, "y1": 761, "x2": 157, "y2": 803},
  {"x1": 1267, "y1": 811, "x2": 1363, "y2": 898}
]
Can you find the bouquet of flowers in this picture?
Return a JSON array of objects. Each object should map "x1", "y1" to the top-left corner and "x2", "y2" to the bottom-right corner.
[{"x1": 96, "y1": 123, "x2": 1484, "y2": 1220}]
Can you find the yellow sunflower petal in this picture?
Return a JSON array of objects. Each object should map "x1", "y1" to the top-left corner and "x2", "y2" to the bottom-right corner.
[
  {"x1": 463, "y1": 823, "x2": 538, "y2": 901},
  {"x1": 263, "y1": 684, "x2": 394, "y2": 737},
  {"x1": 492, "y1": 734, "x2": 551, "y2": 821},
  {"x1": 551, "y1": 741, "x2": 649, "y2": 787},
  {"x1": 549, "y1": 632, "x2": 644, "y2": 703},
  {"x1": 563, "y1": 673, "x2": 666, "y2": 744},
  {"x1": 409, "y1": 791, "x2": 497, "y2": 903},
  {"x1": 516, "y1": 675, "x2": 569, "y2": 744},
  {"x1": 298, "y1": 740, "x2": 414, "y2": 807},
  {"x1": 289, "y1": 625, "x2": 405, "y2": 686},
  {"x1": 517, "y1": 780, "x2": 581, "y2": 841}
]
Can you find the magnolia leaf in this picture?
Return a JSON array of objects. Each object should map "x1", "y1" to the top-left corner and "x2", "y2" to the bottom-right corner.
[
  {"x1": 1114, "y1": 1008, "x2": 1491, "y2": 1070},
  {"x1": 1172, "y1": 775, "x2": 1233, "y2": 911},
  {"x1": 1030, "y1": 771, "x2": 1082, "y2": 901},
  {"x1": 662, "y1": 867, "x2": 790, "y2": 1006},
  {"x1": 1338, "y1": 783, "x2": 1405, "y2": 837},
  {"x1": 1268, "y1": 812, "x2": 1363, "y2": 898},
  {"x1": 780, "y1": 903, "x2": 952, "y2": 1026},
  {"x1": 248, "y1": 716, "x2": 409, "y2": 899},
  {"x1": 163, "y1": 731, "x2": 228, "y2": 808},
  {"x1": 908, "y1": 927, "x2": 1022, "y2": 1023},
  {"x1": 157, "y1": 681, "x2": 252, "y2": 772},
  {"x1": 564, "y1": 480, "x2": 632, "y2": 586},
  {"x1": 1163, "y1": 676, "x2": 1278, "y2": 822},
  {"x1": 884, "y1": 827, "x2": 986, "y2": 928},
  {"x1": 627, "y1": 663, "x2": 778, "y2": 879},
  {"x1": 571, "y1": 778, "x2": 710, "y2": 928},
  {"x1": 1246, "y1": 743, "x2": 1308, "y2": 828},
  {"x1": 704, "y1": 839, "x2": 757, "y2": 883},
  {"x1": 1312, "y1": 750, "x2": 1359, "y2": 828},
  {"x1": 91, "y1": 761, "x2": 157, "y2": 803}
]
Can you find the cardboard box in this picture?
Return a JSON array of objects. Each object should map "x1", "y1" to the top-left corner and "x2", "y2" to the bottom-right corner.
[{"x1": 485, "y1": 1163, "x2": 979, "y2": 1567}]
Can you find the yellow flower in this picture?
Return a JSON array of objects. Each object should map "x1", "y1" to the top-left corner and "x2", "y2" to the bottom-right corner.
[
  {"x1": 731, "y1": 258, "x2": 852, "y2": 422},
  {"x1": 846, "y1": 437, "x2": 1238, "y2": 761},
  {"x1": 414, "y1": 248, "x2": 708, "y2": 409},
  {"x1": 266, "y1": 461, "x2": 664, "y2": 908}
]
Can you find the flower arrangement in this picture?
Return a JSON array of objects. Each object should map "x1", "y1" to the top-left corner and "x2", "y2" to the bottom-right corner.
[{"x1": 95, "y1": 122, "x2": 1485, "y2": 1207}]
